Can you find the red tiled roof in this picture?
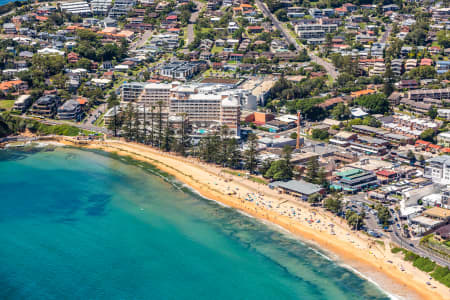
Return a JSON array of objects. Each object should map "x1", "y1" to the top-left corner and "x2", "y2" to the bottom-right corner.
[
  {"x1": 376, "y1": 170, "x2": 397, "y2": 177},
  {"x1": 427, "y1": 144, "x2": 442, "y2": 149},
  {"x1": 415, "y1": 140, "x2": 431, "y2": 145},
  {"x1": 76, "y1": 97, "x2": 88, "y2": 105},
  {"x1": 317, "y1": 97, "x2": 344, "y2": 108}
]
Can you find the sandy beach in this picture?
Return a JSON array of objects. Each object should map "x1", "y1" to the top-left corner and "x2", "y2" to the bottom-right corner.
[{"x1": 58, "y1": 137, "x2": 449, "y2": 300}]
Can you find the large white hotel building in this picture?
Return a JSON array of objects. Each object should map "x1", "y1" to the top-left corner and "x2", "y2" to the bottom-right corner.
[{"x1": 121, "y1": 82, "x2": 245, "y2": 137}]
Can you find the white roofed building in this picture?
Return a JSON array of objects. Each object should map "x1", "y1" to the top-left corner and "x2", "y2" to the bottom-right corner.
[{"x1": 60, "y1": 1, "x2": 91, "y2": 16}]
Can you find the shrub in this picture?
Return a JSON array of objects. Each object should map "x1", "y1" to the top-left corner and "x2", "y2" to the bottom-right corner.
[
  {"x1": 403, "y1": 251, "x2": 419, "y2": 262},
  {"x1": 391, "y1": 247, "x2": 403, "y2": 254},
  {"x1": 413, "y1": 257, "x2": 436, "y2": 273},
  {"x1": 431, "y1": 266, "x2": 450, "y2": 288}
]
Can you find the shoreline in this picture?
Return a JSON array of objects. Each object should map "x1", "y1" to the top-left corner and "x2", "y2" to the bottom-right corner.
[{"x1": 15, "y1": 138, "x2": 450, "y2": 299}]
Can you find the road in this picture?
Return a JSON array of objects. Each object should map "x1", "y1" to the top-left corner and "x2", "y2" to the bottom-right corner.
[
  {"x1": 254, "y1": 0, "x2": 339, "y2": 80},
  {"x1": 84, "y1": 103, "x2": 107, "y2": 125},
  {"x1": 379, "y1": 24, "x2": 392, "y2": 44},
  {"x1": 130, "y1": 30, "x2": 153, "y2": 51},
  {"x1": 186, "y1": 0, "x2": 205, "y2": 46},
  {"x1": 389, "y1": 211, "x2": 450, "y2": 268},
  {"x1": 346, "y1": 194, "x2": 449, "y2": 267}
]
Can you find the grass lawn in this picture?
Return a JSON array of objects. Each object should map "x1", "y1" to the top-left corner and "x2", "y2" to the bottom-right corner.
[
  {"x1": 223, "y1": 169, "x2": 268, "y2": 185},
  {"x1": 211, "y1": 45, "x2": 224, "y2": 54},
  {"x1": 0, "y1": 100, "x2": 15, "y2": 111}
]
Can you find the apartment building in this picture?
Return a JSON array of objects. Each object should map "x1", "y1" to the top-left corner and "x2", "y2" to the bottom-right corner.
[
  {"x1": 91, "y1": 0, "x2": 112, "y2": 15},
  {"x1": 149, "y1": 33, "x2": 180, "y2": 51},
  {"x1": 170, "y1": 90, "x2": 221, "y2": 124},
  {"x1": 297, "y1": 30, "x2": 325, "y2": 40},
  {"x1": 295, "y1": 22, "x2": 337, "y2": 33},
  {"x1": 437, "y1": 61, "x2": 450, "y2": 75},
  {"x1": 287, "y1": 7, "x2": 305, "y2": 18},
  {"x1": 220, "y1": 95, "x2": 241, "y2": 136},
  {"x1": 60, "y1": 1, "x2": 91, "y2": 16},
  {"x1": 408, "y1": 88, "x2": 450, "y2": 101},
  {"x1": 369, "y1": 61, "x2": 386, "y2": 76},
  {"x1": 159, "y1": 61, "x2": 205, "y2": 81},
  {"x1": 349, "y1": 135, "x2": 389, "y2": 156},
  {"x1": 138, "y1": 83, "x2": 173, "y2": 107},
  {"x1": 123, "y1": 82, "x2": 242, "y2": 136},
  {"x1": 391, "y1": 59, "x2": 403, "y2": 76},
  {"x1": 57, "y1": 99, "x2": 82, "y2": 120},
  {"x1": 404, "y1": 59, "x2": 417, "y2": 72},
  {"x1": 3, "y1": 23, "x2": 16, "y2": 34},
  {"x1": 109, "y1": 0, "x2": 136, "y2": 18},
  {"x1": 13, "y1": 94, "x2": 32, "y2": 112},
  {"x1": 438, "y1": 108, "x2": 450, "y2": 120},
  {"x1": 121, "y1": 82, "x2": 145, "y2": 102},
  {"x1": 424, "y1": 155, "x2": 450, "y2": 185},
  {"x1": 135, "y1": 82, "x2": 173, "y2": 122},
  {"x1": 437, "y1": 131, "x2": 450, "y2": 147},
  {"x1": 29, "y1": 95, "x2": 60, "y2": 117}
]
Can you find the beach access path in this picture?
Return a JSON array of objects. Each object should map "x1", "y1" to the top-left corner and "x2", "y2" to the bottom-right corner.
[{"x1": 60, "y1": 138, "x2": 449, "y2": 300}]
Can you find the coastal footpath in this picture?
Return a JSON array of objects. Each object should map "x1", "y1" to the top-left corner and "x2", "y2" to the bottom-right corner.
[{"x1": 54, "y1": 137, "x2": 449, "y2": 300}]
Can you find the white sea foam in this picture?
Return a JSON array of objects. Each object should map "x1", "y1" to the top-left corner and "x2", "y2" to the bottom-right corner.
[
  {"x1": 339, "y1": 263, "x2": 404, "y2": 300},
  {"x1": 123, "y1": 159, "x2": 405, "y2": 300}
]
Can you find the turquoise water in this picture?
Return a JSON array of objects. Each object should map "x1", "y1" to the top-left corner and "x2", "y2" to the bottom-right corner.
[
  {"x1": 0, "y1": 147, "x2": 391, "y2": 300},
  {"x1": 0, "y1": 0, "x2": 22, "y2": 6}
]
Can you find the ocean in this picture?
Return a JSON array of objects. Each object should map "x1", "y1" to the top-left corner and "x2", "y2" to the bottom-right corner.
[
  {"x1": 0, "y1": 0, "x2": 20, "y2": 6},
  {"x1": 0, "y1": 146, "x2": 391, "y2": 299}
]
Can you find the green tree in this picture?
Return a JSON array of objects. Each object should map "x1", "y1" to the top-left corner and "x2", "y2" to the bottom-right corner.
[
  {"x1": 157, "y1": 101, "x2": 163, "y2": 148},
  {"x1": 408, "y1": 65, "x2": 436, "y2": 80},
  {"x1": 355, "y1": 93, "x2": 390, "y2": 114},
  {"x1": 407, "y1": 150, "x2": 416, "y2": 165},
  {"x1": 304, "y1": 157, "x2": 319, "y2": 183},
  {"x1": 331, "y1": 103, "x2": 351, "y2": 120},
  {"x1": 420, "y1": 128, "x2": 436, "y2": 143},
  {"x1": 436, "y1": 30, "x2": 450, "y2": 49},
  {"x1": 265, "y1": 160, "x2": 292, "y2": 181},
  {"x1": 259, "y1": 159, "x2": 273, "y2": 176},
  {"x1": 107, "y1": 91, "x2": 120, "y2": 109},
  {"x1": 347, "y1": 211, "x2": 364, "y2": 230},
  {"x1": 311, "y1": 128, "x2": 329, "y2": 140},
  {"x1": 308, "y1": 193, "x2": 322, "y2": 205},
  {"x1": 51, "y1": 73, "x2": 67, "y2": 89},
  {"x1": 176, "y1": 113, "x2": 190, "y2": 156},
  {"x1": 162, "y1": 121, "x2": 174, "y2": 152},
  {"x1": 324, "y1": 194, "x2": 343, "y2": 214},
  {"x1": 226, "y1": 139, "x2": 241, "y2": 169},
  {"x1": 317, "y1": 167, "x2": 329, "y2": 189},
  {"x1": 121, "y1": 103, "x2": 134, "y2": 141},
  {"x1": 274, "y1": 9, "x2": 288, "y2": 22},
  {"x1": 428, "y1": 106, "x2": 438, "y2": 119},
  {"x1": 244, "y1": 133, "x2": 258, "y2": 174},
  {"x1": 376, "y1": 204, "x2": 391, "y2": 226}
]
